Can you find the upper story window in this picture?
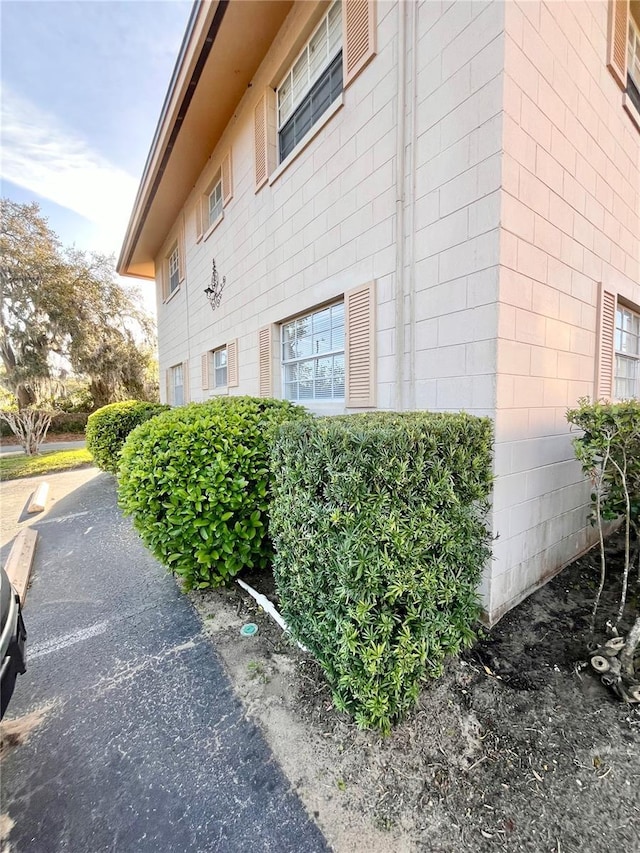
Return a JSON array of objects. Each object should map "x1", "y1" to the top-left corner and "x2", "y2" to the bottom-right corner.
[
  {"x1": 276, "y1": 1, "x2": 343, "y2": 162},
  {"x1": 168, "y1": 244, "x2": 180, "y2": 296},
  {"x1": 281, "y1": 302, "x2": 345, "y2": 401},
  {"x1": 628, "y1": 12, "x2": 640, "y2": 110},
  {"x1": 607, "y1": 0, "x2": 640, "y2": 124},
  {"x1": 615, "y1": 304, "x2": 640, "y2": 399},
  {"x1": 207, "y1": 179, "x2": 223, "y2": 230}
]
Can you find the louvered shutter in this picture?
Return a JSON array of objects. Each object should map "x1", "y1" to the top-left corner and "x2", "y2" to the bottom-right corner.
[
  {"x1": 343, "y1": 0, "x2": 377, "y2": 87},
  {"x1": 201, "y1": 352, "x2": 210, "y2": 391},
  {"x1": 258, "y1": 326, "x2": 272, "y2": 397},
  {"x1": 178, "y1": 215, "x2": 186, "y2": 282},
  {"x1": 254, "y1": 94, "x2": 268, "y2": 191},
  {"x1": 227, "y1": 339, "x2": 239, "y2": 387},
  {"x1": 607, "y1": 0, "x2": 629, "y2": 89},
  {"x1": 182, "y1": 360, "x2": 190, "y2": 403},
  {"x1": 345, "y1": 281, "x2": 376, "y2": 408},
  {"x1": 596, "y1": 287, "x2": 616, "y2": 399},
  {"x1": 222, "y1": 150, "x2": 233, "y2": 206},
  {"x1": 165, "y1": 369, "x2": 171, "y2": 405}
]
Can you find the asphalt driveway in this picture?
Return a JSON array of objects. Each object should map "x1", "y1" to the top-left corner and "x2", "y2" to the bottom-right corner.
[{"x1": 1, "y1": 468, "x2": 329, "y2": 852}]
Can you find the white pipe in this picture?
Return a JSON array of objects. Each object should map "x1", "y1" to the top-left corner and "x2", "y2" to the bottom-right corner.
[
  {"x1": 394, "y1": 0, "x2": 407, "y2": 410},
  {"x1": 236, "y1": 578, "x2": 308, "y2": 652}
]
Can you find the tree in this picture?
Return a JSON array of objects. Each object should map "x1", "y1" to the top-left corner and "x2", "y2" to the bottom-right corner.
[
  {"x1": 0, "y1": 200, "x2": 74, "y2": 407},
  {"x1": 0, "y1": 199, "x2": 156, "y2": 409},
  {"x1": 567, "y1": 399, "x2": 640, "y2": 703}
]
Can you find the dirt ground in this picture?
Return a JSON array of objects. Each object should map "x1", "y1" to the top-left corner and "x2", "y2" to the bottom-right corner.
[{"x1": 189, "y1": 535, "x2": 639, "y2": 853}]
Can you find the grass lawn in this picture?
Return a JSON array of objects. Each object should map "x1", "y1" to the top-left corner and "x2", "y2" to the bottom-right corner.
[{"x1": 0, "y1": 448, "x2": 94, "y2": 481}]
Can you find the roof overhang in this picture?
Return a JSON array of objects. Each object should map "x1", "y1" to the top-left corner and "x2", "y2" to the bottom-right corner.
[{"x1": 117, "y1": 0, "x2": 294, "y2": 279}]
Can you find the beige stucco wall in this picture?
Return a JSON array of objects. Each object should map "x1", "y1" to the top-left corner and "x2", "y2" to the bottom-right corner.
[{"x1": 490, "y1": 0, "x2": 640, "y2": 621}]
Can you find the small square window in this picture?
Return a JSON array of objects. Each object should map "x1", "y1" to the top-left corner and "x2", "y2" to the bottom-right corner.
[
  {"x1": 207, "y1": 181, "x2": 223, "y2": 230},
  {"x1": 172, "y1": 363, "x2": 184, "y2": 406},
  {"x1": 167, "y1": 244, "x2": 180, "y2": 296},
  {"x1": 213, "y1": 346, "x2": 227, "y2": 387}
]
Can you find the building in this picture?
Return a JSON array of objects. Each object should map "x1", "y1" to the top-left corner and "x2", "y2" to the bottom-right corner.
[{"x1": 118, "y1": 0, "x2": 640, "y2": 624}]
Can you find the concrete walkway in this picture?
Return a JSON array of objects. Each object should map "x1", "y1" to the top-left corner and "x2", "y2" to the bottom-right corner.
[{"x1": 1, "y1": 469, "x2": 329, "y2": 852}]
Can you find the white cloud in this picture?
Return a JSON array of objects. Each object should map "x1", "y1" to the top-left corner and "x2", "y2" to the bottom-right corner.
[{"x1": 0, "y1": 84, "x2": 138, "y2": 253}]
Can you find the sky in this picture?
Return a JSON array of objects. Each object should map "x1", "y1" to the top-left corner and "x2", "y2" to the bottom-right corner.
[{"x1": 1, "y1": 0, "x2": 194, "y2": 315}]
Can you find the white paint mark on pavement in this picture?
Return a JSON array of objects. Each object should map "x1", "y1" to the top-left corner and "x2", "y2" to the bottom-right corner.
[
  {"x1": 29, "y1": 621, "x2": 109, "y2": 660},
  {"x1": 36, "y1": 511, "x2": 90, "y2": 526}
]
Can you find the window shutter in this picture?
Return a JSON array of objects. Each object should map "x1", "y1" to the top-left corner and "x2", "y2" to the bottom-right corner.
[
  {"x1": 227, "y1": 339, "x2": 239, "y2": 387},
  {"x1": 222, "y1": 150, "x2": 233, "y2": 206},
  {"x1": 254, "y1": 94, "x2": 268, "y2": 191},
  {"x1": 607, "y1": 0, "x2": 629, "y2": 89},
  {"x1": 182, "y1": 360, "x2": 190, "y2": 403},
  {"x1": 343, "y1": 0, "x2": 377, "y2": 87},
  {"x1": 345, "y1": 281, "x2": 376, "y2": 408},
  {"x1": 178, "y1": 216, "x2": 186, "y2": 282},
  {"x1": 201, "y1": 352, "x2": 210, "y2": 391},
  {"x1": 165, "y1": 369, "x2": 171, "y2": 405},
  {"x1": 596, "y1": 286, "x2": 616, "y2": 399},
  {"x1": 258, "y1": 326, "x2": 272, "y2": 397}
]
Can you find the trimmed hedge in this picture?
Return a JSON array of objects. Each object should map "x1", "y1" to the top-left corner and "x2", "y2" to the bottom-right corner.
[
  {"x1": 117, "y1": 396, "x2": 309, "y2": 589},
  {"x1": 86, "y1": 400, "x2": 169, "y2": 474},
  {"x1": 270, "y1": 412, "x2": 493, "y2": 733}
]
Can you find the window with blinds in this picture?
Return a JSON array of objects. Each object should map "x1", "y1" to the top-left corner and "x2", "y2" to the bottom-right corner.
[
  {"x1": 615, "y1": 304, "x2": 640, "y2": 399},
  {"x1": 276, "y1": 1, "x2": 343, "y2": 162},
  {"x1": 281, "y1": 302, "x2": 345, "y2": 401}
]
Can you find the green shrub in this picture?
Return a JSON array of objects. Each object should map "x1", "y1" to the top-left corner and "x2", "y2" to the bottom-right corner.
[
  {"x1": 86, "y1": 400, "x2": 168, "y2": 473},
  {"x1": 567, "y1": 398, "x2": 640, "y2": 650},
  {"x1": 270, "y1": 411, "x2": 493, "y2": 733},
  {"x1": 117, "y1": 396, "x2": 308, "y2": 589}
]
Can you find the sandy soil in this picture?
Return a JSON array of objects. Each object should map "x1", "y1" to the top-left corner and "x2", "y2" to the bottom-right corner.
[{"x1": 189, "y1": 536, "x2": 640, "y2": 853}]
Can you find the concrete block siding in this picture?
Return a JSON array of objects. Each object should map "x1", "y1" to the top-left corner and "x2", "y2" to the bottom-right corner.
[
  {"x1": 154, "y1": 1, "x2": 639, "y2": 623},
  {"x1": 491, "y1": 0, "x2": 640, "y2": 620}
]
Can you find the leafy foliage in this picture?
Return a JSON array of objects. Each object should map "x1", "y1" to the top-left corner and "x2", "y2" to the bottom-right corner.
[
  {"x1": 0, "y1": 199, "x2": 157, "y2": 409},
  {"x1": 270, "y1": 412, "x2": 494, "y2": 733},
  {"x1": 86, "y1": 400, "x2": 169, "y2": 474},
  {"x1": 567, "y1": 398, "x2": 640, "y2": 680},
  {"x1": 117, "y1": 397, "x2": 308, "y2": 589},
  {"x1": 567, "y1": 398, "x2": 640, "y2": 534}
]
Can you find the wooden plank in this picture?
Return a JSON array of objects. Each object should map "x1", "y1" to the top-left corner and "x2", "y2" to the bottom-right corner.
[
  {"x1": 27, "y1": 482, "x2": 50, "y2": 514},
  {"x1": 4, "y1": 528, "x2": 38, "y2": 605}
]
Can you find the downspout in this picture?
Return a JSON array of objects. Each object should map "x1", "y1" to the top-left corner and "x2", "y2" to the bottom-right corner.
[
  {"x1": 394, "y1": 0, "x2": 407, "y2": 411},
  {"x1": 407, "y1": 0, "x2": 418, "y2": 412}
]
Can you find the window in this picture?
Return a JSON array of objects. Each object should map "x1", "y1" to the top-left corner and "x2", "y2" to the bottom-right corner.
[
  {"x1": 615, "y1": 304, "x2": 640, "y2": 399},
  {"x1": 207, "y1": 180, "x2": 223, "y2": 230},
  {"x1": 276, "y1": 1, "x2": 343, "y2": 162},
  {"x1": 171, "y1": 363, "x2": 184, "y2": 406},
  {"x1": 281, "y1": 302, "x2": 345, "y2": 401},
  {"x1": 628, "y1": 12, "x2": 640, "y2": 112},
  {"x1": 168, "y1": 244, "x2": 180, "y2": 296},
  {"x1": 213, "y1": 347, "x2": 227, "y2": 387}
]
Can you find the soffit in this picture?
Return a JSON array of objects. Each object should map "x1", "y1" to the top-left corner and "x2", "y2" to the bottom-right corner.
[{"x1": 121, "y1": 0, "x2": 293, "y2": 278}]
